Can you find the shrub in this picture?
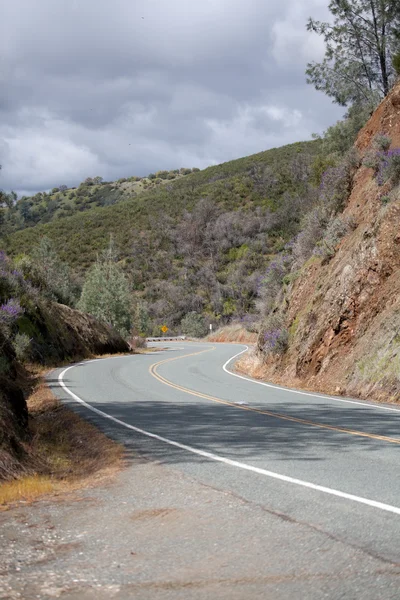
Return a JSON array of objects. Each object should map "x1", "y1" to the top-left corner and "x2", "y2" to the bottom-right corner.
[
  {"x1": 292, "y1": 207, "x2": 329, "y2": 266},
  {"x1": 320, "y1": 103, "x2": 371, "y2": 156},
  {"x1": 384, "y1": 151, "x2": 400, "y2": 186},
  {"x1": 262, "y1": 316, "x2": 288, "y2": 355},
  {"x1": 314, "y1": 215, "x2": 356, "y2": 259},
  {"x1": 362, "y1": 149, "x2": 380, "y2": 171},
  {"x1": 17, "y1": 237, "x2": 77, "y2": 306},
  {"x1": 147, "y1": 173, "x2": 156, "y2": 180},
  {"x1": 319, "y1": 161, "x2": 353, "y2": 212},
  {"x1": 374, "y1": 149, "x2": 400, "y2": 186},
  {"x1": 0, "y1": 299, "x2": 23, "y2": 325},
  {"x1": 128, "y1": 335, "x2": 147, "y2": 350},
  {"x1": 12, "y1": 332, "x2": 31, "y2": 361},
  {"x1": 181, "y1": 312, "x2": 208, "y2": 338},
  {"x1": 373, "y1": 134, "x2": 392, "y2": 152},
  {"x1": 310, "y1": 155, "x2": 338, "y2": 186}
]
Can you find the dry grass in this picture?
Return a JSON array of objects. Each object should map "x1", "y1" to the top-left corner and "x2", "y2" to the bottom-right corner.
[
  {"x1": 0, "y1": 378, "x2": 124, "y2": 507},
  {"x1": 0, "y1": 476, "x2": 54, "y2": 506},
  {"x1": 207, "y1": 324, "x2": 258, "y2": 344},
  {"x1": 235, "y1": 349, "x2": 267, "y2": 379}
]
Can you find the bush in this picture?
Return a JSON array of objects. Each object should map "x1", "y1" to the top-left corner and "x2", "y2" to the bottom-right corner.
[
  {"x1": 319, "y1": 159, "x2": 353, "y2": 213},
  {"x1": 147, "y1": 173, "x2": 156, "y2": 180},
  {"x1": 385, "y1": 151, "x2": 400, "y2": 186},
  {"x1": 0, "y1": 299, "x2": 24, "y2": 326},
  {"x1": 371, "y1": 148, "x2": 400, "y2": 186},
  {"x1": 362, "y1": 149, "x2": 381, "y2": 171},
  {"x1": 181, "y1": 312, "x2": 208, "y2": 338},
  {"x1": 321, "y1": 103, "x2": 371, "y2": 156},
  {"x1": 261, "y1": 316, "x2": 288, "y2": 355},
  {"x1": 373, "y1": 134, "x2": 392, "y2": 152},
  {"x1": 314, "y1": 215, "x2": 356, "y2": 260},
  {"x1": 12, "y1": 332, "x2": 31, "y2": 361},
  {"x1": 128, "y1": 335, "x2": 147, "y2": 350},
  {"x1": 292, "y1": 207, "x2": 329, "y2": 266}
]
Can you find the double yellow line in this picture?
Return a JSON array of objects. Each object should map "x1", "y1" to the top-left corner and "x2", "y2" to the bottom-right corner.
[{"x1": 149, "y1": 346, "x2": 400, "y2": 446}]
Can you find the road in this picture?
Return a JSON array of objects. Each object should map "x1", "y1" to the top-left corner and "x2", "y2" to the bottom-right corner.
[{"x1": 51, "y1": 342, "x2": 400, "y2": 598}]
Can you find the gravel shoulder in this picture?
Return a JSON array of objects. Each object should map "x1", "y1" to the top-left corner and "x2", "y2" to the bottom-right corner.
[{"x1": 2, "y1": 448, "x2": 400, "y2": 600}]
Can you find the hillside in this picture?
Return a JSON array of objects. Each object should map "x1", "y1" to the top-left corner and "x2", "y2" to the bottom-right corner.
[
  {"x1": 0, "y1": 169, "x2": 199, "y2": 235},
  {"x1": 0, "y1": 250, "x2": 129, "y2": 480},
  {"x1": 1, "y1": 141, "x2": 322, "y2": 333},
  {"x1": 240, "y1": 82, "x2": 400, "y2": 403}
]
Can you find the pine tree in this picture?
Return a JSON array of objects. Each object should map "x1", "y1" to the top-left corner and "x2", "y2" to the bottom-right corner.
[{"x1": 306, "y1": 0, "x2": 400, "y2": 107}]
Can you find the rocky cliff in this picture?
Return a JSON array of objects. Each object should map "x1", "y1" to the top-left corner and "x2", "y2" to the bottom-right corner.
[{"x1": 242, "y1": 83, "x2": 400, "y2": 403}]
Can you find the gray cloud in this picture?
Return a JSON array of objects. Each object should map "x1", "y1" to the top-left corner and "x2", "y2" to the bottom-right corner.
[{"x1": 0, "y1": 0, "x2": 343, "y2": 194}]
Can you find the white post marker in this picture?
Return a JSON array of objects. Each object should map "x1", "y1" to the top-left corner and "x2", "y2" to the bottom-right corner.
[{"x1": 209, "y1": 324, "x2": 213, "y2": 332}]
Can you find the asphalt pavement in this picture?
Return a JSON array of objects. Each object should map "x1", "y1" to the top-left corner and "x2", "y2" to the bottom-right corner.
[{"x1": 47, "y1": 342, "x2": 400, "y2": 598}]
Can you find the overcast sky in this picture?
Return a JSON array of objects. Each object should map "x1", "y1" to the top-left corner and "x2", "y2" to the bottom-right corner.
[{"x1": 0, "y1": 0, "x2": 344, "y2": 195}]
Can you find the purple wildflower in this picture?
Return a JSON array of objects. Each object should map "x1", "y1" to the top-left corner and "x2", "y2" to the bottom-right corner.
[{"x1": 0, "y1": 298, "x2": 23, "y2": 324}]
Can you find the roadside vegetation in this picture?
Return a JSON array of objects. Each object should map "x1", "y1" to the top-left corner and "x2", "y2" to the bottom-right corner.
[
  {"x1": 0, "y1": 245, "x2": 128, "y2": 496},
  {"x1": 0, "y1": 377, "x2": 123, "y2": 507}
]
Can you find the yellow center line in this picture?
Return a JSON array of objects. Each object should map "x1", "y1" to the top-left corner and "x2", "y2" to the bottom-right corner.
[{"x1": 149, "y1": 347, "x2": 400, "y2": 446}]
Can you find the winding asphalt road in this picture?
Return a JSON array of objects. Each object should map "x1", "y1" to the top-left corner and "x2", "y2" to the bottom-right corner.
[{"x1": 52, "y1": 342, "x2": 400, "y2": 597}]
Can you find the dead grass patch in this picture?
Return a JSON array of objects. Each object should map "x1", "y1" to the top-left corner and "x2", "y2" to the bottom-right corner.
[
  {"x1": 0, "y1": 378, "x2": 124, "y2": 507},
  {"x1": 207, "y1": 324, "x2": 257, "y2": 344},
  {"x1": 235, "y1": 350, "x2": 266, "y2": 379},
  {"x1": 0, "y1": 476, "x2": 54, "y2": 506}
]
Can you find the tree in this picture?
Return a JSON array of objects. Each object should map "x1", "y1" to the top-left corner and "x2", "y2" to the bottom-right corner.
[
  {"x1": 18, "y1": 237, "x2": 77, "y2": 306},
  {"x1": 180, "y1": 312, "x2": 208, "y2": 338},
  {"x1": 133, "y1": 302, "x2": 150, "y2": 335},
  {"x1": 306, "y1": 1, "x2": 400, "y2": 107},
  {"x1": 78, "y1": 240, "x2": 132, "y2": 336},
  {"x1": 0, "y1": 190, "x2": 16, "y2": 209}
]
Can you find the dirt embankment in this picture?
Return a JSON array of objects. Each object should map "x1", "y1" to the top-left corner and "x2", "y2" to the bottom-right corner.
[
  {"x1": 239, "y1": 83, "x2": 400, "y2": 403},
  {"x1": 0, "y1": 302, "x2": 129, "y2": 485}
]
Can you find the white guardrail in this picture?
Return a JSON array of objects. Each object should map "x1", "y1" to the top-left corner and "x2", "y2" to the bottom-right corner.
[{"x1": 146, "y1": 336, "x2": 186, "y2": 342}]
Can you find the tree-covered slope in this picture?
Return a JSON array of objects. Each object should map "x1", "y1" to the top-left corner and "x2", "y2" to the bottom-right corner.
[{"x1": 1, "y1": 141, "x2": 322, "y2": 332}]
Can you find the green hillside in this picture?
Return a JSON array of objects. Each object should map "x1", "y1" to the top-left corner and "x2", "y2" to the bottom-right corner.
[{"x1": 1, "y1": 140, "x2": 323, "y2": 333}]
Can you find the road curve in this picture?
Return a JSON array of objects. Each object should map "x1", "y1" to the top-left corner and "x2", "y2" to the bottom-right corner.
[{"x1": 52, "y1": 342, "x2": 400, "y2": 589}]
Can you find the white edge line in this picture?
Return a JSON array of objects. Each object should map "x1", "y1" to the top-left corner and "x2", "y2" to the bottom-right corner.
[
  {"x1": 58, "y1": 363, "x2": 400, "y2": 516},
  {"x1": 222, "y1": 346, "x2": 400, "y2": 413}
]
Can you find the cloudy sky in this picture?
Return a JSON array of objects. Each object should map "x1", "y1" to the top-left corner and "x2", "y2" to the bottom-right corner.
[{"x1": 0, "y1": 0, "x2": 344, "y2": 195}]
